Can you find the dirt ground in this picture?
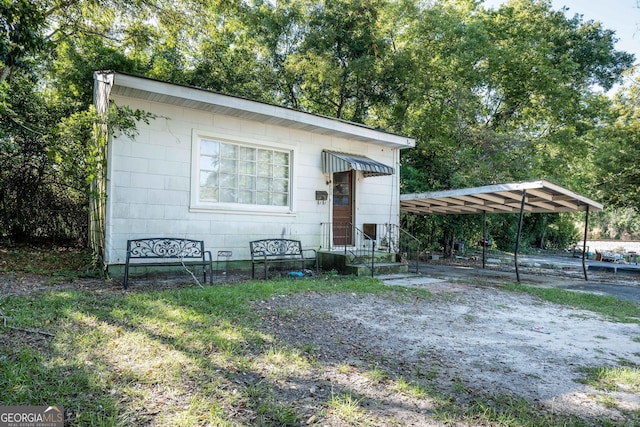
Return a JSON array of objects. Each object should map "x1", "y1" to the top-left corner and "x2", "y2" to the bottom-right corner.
[
  {"x1": 251, "y1": 259, "x2": 640, "y2": 425},
  {"x1": 2, "y1": 262, "x2": 640, "y2": 425}
]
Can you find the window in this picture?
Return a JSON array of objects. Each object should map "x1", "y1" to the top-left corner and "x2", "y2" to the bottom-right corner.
[{"x1": 197, "y1": 138, "x2": 290, "y2": 208}]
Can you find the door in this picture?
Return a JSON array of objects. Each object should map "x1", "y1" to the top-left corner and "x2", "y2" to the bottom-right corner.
[{"x1": 332, "y1": 171, "x2": 354, "y2": 246}]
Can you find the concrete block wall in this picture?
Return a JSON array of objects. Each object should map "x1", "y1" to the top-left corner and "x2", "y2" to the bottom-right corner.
[{"x1": 104, "y1": 95, "x2": 400, "y2": 268}]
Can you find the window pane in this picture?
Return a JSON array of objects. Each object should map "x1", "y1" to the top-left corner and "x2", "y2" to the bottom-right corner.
[
  {"x1": 220, "y1": 174, "x2": 237, "y2": 188},
  {"x1": 257, "y1": 149, "x2": 272, "y2": 164},
  {"x1": 200, "y1": 186, "x2": 218, "y2": 201},
  {"x1": 258, "y1": 163, "x2": 272, "y2": 176},
  {"x1": 238, "y1": 190, "x2": 255, "y2": 204},
  {"x1": 239, "y1": 175, "x2": 255, "y2": 189},
  {"x1": 257, "y1": 177, "x2": 272, "y2": 191},
  {"x1": 200, "y1": 155, "x2": 218, "y2": 172},
  {"x1": 239, "y1": 146, "x2": 255, "y2": 161},
  {"x1": 238, "y1": 161, "x2": 256, "y2": 175},
  {"x1": 201, "y1": 140, "x2": 219, "y2": 156},
  {"x1": 221, "y1": 143, "x2": 238, "y2": 158},
  {"x1": 272, "y1": 193, "x2": 288, "y2": 206},
  {"x1": 257, "y1": 192, "x2": 271, "y2": 205},
  {"x1": 200, "y1": 171, "x2": 218, "y2": 187},
  {"x1": 273, "y1": 151, "x2": 288, "y2": 165},
  {"x1": 220, "y1": 158, "x2": 237, "y2": 174},
  {"x1": 273, "y1": 179, "x2": 288, "y2": 192},
  {"x1": 220, "y1": 188, "x2": 236, "y2": 203},
  {"x1": 274, "y1": 165, "x2": 288, "y2": 178}
]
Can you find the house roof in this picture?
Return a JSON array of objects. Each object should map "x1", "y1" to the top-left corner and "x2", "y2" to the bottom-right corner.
[
  {"x1": 94, "y1": 71, "x2": 415, "y2": 149},
  {"x1": 400, "y1": 180, "x2": 603, "y2": 215}
]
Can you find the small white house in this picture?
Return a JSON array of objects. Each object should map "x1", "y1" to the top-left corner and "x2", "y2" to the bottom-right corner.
[{"x1": 92, "y1": 71, "x2": 415, "y2": 272}]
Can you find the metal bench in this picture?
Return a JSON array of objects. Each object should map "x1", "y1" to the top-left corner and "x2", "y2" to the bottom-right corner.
[
  {"x1": 249, "y1": 239, "x2": 318, "y2": 279},
  {"x1": 124, "y1": 238, "x2": 213, "y2": 289}
]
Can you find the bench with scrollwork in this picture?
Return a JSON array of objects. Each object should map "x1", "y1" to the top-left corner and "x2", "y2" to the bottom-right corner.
[
  {"x1": 124, "y1": 238, "x2": 213, "y2": 289},
  {"x1": 249, "y1": 239, "x2": 318, "y2": 279}
]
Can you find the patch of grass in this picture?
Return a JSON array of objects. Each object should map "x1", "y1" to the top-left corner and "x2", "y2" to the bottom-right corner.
[
  {"x1": 336, "y1": 361, "x2": 354, "y2": 374},
  {"x1": 434, "y1": 393, "x2": 589, "y2": 427},
  {"x1": 260, "y1": 345, "x2": 313, "y2": 378},
  {"x1": 365, "y1": 366, "x2": 389, "y2": 384},
  {"x1": 413, "y1": 365, "x2": 438, "y2": 379},
  {"x1": 256, "y1": 400, "x2": 300, "y2": 426},
  {"x1": 393, "y1": 377, "x2": 432, "y2": 399},
  {"x1": 0, "y1": 276, "x2": 393, "y2": 426},
  {"x1": 578, "y1": 365, "x2": 640, "y2": 392},
  {"x1": 327, "y1": 390, "x2": 363, "y2": 423},
  {"x1": 502, "y1": 283, "x2": 640, "y2": 323}
]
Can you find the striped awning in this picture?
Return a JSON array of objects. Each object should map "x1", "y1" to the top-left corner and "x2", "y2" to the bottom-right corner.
[{"x1": 321, "y1": 151, "x2": 394, "y2": 177}]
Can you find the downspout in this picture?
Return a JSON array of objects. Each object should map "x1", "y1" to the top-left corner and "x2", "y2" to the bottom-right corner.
[
  {"x1": 582, "y1": 205, "x2": 590, "y2": 281},
  {"x1": 514, "y1": 190, "x2": 527, "y2": 283}
]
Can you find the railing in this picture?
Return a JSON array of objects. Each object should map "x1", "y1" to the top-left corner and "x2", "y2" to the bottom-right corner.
[
  {"x1": 320, "y1": 222, "x2": 376, "y2": 277},
  {"x1": 320, "y1": 222, "x2": 421, "y2": 275},
  {"x1": 382, "y1": 224, "x2": 421, "y2": 274}
]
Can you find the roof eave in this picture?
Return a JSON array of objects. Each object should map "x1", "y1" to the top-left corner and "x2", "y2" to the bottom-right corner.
[{"x1": 96, "y1": 71, "x2": 416, "y2": 149}]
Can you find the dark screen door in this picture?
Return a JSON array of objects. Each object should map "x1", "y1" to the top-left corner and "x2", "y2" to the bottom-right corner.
[{"x1": 332, "y1": 171, "x2": 353, "y2": 246}]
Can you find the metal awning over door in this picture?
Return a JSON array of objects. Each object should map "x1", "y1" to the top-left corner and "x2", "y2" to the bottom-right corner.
[{"x1": 322, "y1": 150, "x2": 394, "y2": 177}]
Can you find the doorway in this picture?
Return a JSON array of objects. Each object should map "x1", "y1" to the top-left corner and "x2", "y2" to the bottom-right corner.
[{"x1": 332, "y1": 171, "x2": 354, "y2": 246}]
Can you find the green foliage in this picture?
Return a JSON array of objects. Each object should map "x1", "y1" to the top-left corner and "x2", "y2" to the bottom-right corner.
[
  {"x1": 589, "y1": 208, "x2": 640, "y2": 240},
  {"x1": 0, "y1": 0, "x2": 48, "y2": 81},
  {"x1": 593, "y1": 71, "x2": 640, "y2": 211},
  {"x1": 0, "y1": 0, "x2": 637, "y2": 245}
]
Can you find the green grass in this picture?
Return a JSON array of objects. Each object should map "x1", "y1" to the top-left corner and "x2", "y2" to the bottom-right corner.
[
  {"x1": 0, "y1": 275, "x2": 391, "y2": 426},
  {"x1": 1, "y1": 248, "x2": 637, "y2": 426},
  {"x1": 327, "y1": 390, "x2": 364, "y2": 423},
  {"x1": 502, "y1": 283, "x2": 640, "y2": 323},
  {"x1": 578, "y1": 364, "x2": 640, "y2": 393}
]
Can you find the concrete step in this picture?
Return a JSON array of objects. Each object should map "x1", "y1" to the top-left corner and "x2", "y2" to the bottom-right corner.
[{"x1": 344, "y1": 262, "x2": 409, "y2": 276}]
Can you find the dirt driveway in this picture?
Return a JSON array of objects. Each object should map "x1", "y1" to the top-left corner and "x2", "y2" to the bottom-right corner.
[{"x1": 255, "y1": 267, "x2": 640, "y2": 425}]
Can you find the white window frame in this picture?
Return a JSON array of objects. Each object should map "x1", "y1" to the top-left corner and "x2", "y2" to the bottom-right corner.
[{"x1": 190, "y1": 130, "x2": 293, "y2": 213}]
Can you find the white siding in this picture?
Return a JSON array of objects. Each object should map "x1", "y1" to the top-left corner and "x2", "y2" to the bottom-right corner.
[{"x1": 104, "y1": 96, "x2": 401, "y2": 265}]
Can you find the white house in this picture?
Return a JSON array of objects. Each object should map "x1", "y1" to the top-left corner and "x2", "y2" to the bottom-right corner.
[{"x1": 92, "y1": 71, "x2": 415, "y2": 273}]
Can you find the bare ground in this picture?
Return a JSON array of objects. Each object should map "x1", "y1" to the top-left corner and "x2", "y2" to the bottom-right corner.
[
  {"x1": 2, "y1": 262, "x2": 640, "y2": 425},
  {"x1": 252, "y1": 278, "x2": 640, "y2": 425}
]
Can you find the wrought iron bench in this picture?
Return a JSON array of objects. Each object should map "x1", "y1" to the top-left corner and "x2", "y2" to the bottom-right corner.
[
  {"x1": 249, "y1": 239, "x2": 318, "y2": 279},
  {"x1": 124, "y1": 238, "x2": 213, "y2": 289}
]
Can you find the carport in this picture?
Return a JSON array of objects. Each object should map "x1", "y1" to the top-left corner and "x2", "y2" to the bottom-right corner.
[{"x1": 400, "y1": 180, "x2": 603, "y2": 282}]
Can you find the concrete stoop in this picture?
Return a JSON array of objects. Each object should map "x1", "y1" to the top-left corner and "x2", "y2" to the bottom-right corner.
[
  {"x1": 318, "y1": 250, "x2": 409, "y2": 277},
  {"x1": 343, "y1": 261, "x2": 409, "y2": 276}
]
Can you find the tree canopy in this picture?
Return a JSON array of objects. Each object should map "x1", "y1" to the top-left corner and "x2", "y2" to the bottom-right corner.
[{"x1": 0, "y1": 0, "x2": 637, "y2": 248}]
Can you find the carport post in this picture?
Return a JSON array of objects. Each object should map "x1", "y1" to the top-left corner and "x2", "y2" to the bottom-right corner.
[
  {"x1": 514, "y1": 190, "x2": 527, "y2": 283},
  {"x1": 582, "y1": 205, "x2": 590, "y2": 281},
  {"x1": 482, "y1": 211, "x2": 487, "y2": 269}
]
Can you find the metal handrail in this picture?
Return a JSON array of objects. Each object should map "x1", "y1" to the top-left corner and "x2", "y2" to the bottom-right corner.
[
  {"x1": 319, "y1": 222, "x2": 421, "y2": 276},
  {"x1": 384, "y1": 224, "x2": 421, "y2": 274}
]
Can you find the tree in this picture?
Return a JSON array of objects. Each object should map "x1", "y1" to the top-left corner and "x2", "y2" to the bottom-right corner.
[
  {"x1": 0, "y1": 0, "x2": 636, "y2": 249},
  {"x1": 593, "y1": 71, "x2": 640, "y2": 210}
]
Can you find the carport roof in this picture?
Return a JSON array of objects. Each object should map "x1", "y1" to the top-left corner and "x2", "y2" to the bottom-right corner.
[{"x1": 400, "y1": 180, "x2": 603, "y2": 215}]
